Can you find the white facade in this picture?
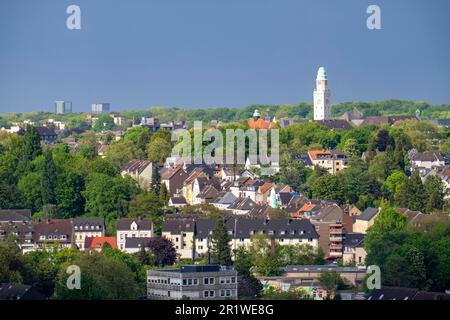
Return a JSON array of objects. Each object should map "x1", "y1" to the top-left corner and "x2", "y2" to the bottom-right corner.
[
  {"x1": 117, "y1": 221, "x2": 153, "y2": 251},
  {"x1": 313, "y1": 67, "x2": 331, "y2": 121}
]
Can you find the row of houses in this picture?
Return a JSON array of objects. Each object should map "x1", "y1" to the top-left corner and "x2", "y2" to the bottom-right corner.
[
  {"x1": 0, "y1": 210, "x2": 154, "y2": 254},
  {"x1": 409, "y1": 150, "x2": 450, "y2": 199}
]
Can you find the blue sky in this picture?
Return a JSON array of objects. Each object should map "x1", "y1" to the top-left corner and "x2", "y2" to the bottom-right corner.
[{"x1": 0, "y1": 0, "x2": 449, "y2": 113}]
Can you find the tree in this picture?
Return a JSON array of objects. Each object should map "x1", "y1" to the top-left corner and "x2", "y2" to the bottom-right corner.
[
  {"x1": 54, "y1": 253, "x2": 140, "y2": 300},
  {"x1": 318, "y1": 271, "x2": 345, "y2": 293},
  {"x1": 83, "y1": 173, "x2": 139, "y2": 219},
  {"x1": 41, "y1": 149, "x2": 57, "y2": 205},
  {"x1": 424, "y1": 175, "x2": 444, "y2": 211},
  {"x1": 210, "y1": 218, "x2": 232, "y2": 266},
  {"x1": 105, "y1": 140, "x2": 145, "y2": 170},
  {"x1": 147, "y1": 237, "x2": 177, "y2": 266},
  {"x1": 16, "y1": 125, "x2": 42, "y2": 175},
  {"x1": 395, "y1": 171, "x2": 426, "y2": 211},
  {"x1": 56, "y1": 169, "x2": 85, "y2": 218},
  {"x1": 135, "y1": 246, "x2": 156, "y2": 266},
  {"x1": 77, "y1": 132, "x2": 97, "y2": 159},
  {"x1": 310, "y1": 173, "x2": 344, "y2": 204},
  {"x1": 385, "y1": 170, "x2": 406, "y2": 198},
  {"x1": 278, "y1": 154, "x2": 312, "y2": 192},
  {"x1": 151, "y1": 164, "x2": 161, "y2": 194},
  {"x1": 159, "y1": 183, "x2": 169, "y2": 206},
  {"x1": 128, "y1": 191, "x2": 163, "y2": 233},
  {"x1": 248, "y1": 234, "x2": 281, "y2": 276},
  {"x1": 18, "y1": 172, "x2": 42, "y2": 212},
  {"x1": 147, "y1": 137, "x2": 172, "y2": 164},
  {"x1": 93, "y1": 115, "x2": 116, "y2": 132},
  {"x1": 342, "y1": 138, "x2": 359, "y2": 157}
]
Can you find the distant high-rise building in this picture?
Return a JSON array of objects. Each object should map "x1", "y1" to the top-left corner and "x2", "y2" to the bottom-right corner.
[
  {"x1": 55, "y1": 101, "x2": 72, "y2": 114},
  {"x1": 91, "y1": 103, "x2": 111, "y2": 114},
  {"x1": 313, "y1": 67, "x2": 331, "y2": 121}
]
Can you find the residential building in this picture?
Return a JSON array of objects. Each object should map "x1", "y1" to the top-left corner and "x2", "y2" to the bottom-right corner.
[
  {"x1": 162, "y1": 218, "x2": 195, "y2": 260},
  {"x1": 91, "y1": 103, "x2": 110, "y2": 114},
  {"x1": 164, "y1": 216, "x2": 319, "y2": 259},
  {"x1": 211, "y1": 191, "x2": 238, "y2": 210},
  {"x1": 147, "y1": 265, "x2": 238, "y2": 300},
  {"x1": 353, "y1": 207, "x2": 380, "y2": 234},
  {"x1": 55, "y1": 101, "x2": 72, "y2": 114},
  {"x1": 34, "y1": 126, "x2": 58, "y2": 145},
  {"x1": 410, "y1": 151, "x2": 445, "y2": 172},
  {"x1": 73, "y1": 218, "x2": 105, "y2": 250},
  {"x1": 124, "y1": 237, "x2": 152, "y2": 254},
  {"x1": 84, "y1": 236, "x2": 117, "y2": 252},
  {"x1": 307, "y1": 150, "x2": 349, "y2": 174},
  {"x1": 168, "y1": 196, "x2": 188, "y2": 208},
  {"x1": 121, "y1": 159, "x2": 155, "y2": 190},
  {"x1": 160, "y1": 165, "x2": 188, "y2": 197},
  {"x1": 343, "y1": 233, "x2": 366, "y2": 266},
  {"x1": 136, "y1": 117, "x2": 160, "y2": 132},
  {"x1": 116, "y1": 218, "x2": 153, "y2": 251},
  {"x1": 33, "y1": 219, "x2": 74, "y2": 249},
  {"x1": 309, "y1": 204, "x2": 353, "y2": 259}
]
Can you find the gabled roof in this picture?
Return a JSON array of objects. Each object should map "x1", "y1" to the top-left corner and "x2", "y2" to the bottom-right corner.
[
  {"x1": 162, "y1": 218, "x2": 195, "y2": 234},
  {"x1": 117, "y1": 218, "x2": 152, "y2": 231},
  {"x1": 196, "y1": 185, "x2": 220, "y2": 203},
  {"x1": 160, "y1": 165, "x2": 185, "y2": 180},
  {"x1": 228, "y1": 197, "x2": 257, "y2": 211},
  {"x1": 85, "y1": 237, "x2": 117, "y2": 250},
  {"x1": 279, "y1": 193, "x2": 294, "y2": 206},
  {"x1": 357, "y1": 207, "x2": 380, "y2": 221},
  {"x1": 211, "y1": 191, "x2": 237, "y2": 205},
  {"x1": 259, "y1": 182, "x2": 273, "y2": 195},
  {"x1": 121, "y1": 159, "x2": 152, "y2": 174},
  {"x1": 315, "y1": 119, "x2": 353, "y2": 130},
  {"x1": 0, "y1": 209, "x2": 32, "y2": 222},
  {"x1": 34, "y1": 219, "x2": 73, "y2": 241},
  {"x1": 292, "y1": 153, "x2": 313, "y2": 166},
  {"x1": 344, "y1": 233, "x2": 365, "y2": 248},
  {"x1": 124, "y1": 237, "x2": 152, "y2": 249},
  {"x1": 73, "y1": 218, "x2": 105, "y2": 229},
  {"x1": 411, "y1": 151, "x2": 444, "y2": 162},
  {"x1": 169, "y1": 196, "x2": 187, "y2": 205}
]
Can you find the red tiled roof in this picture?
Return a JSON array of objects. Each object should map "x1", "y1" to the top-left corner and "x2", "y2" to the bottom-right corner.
[{"x1": 84, "y1": 237, "x2": 117, "y2": 250}]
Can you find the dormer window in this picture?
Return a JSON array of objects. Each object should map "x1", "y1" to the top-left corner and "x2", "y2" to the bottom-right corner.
[{"x1": 131, "y1": 222, "x2": 138, "y2": 231}]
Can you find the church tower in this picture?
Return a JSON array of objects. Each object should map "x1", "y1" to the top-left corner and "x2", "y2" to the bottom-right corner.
[{"x1": 313, "y1": 67, "x2": 331, "y2": 120}]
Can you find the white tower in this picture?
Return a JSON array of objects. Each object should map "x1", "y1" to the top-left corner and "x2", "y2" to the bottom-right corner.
[{"x1": 313, "y1": 67, "x2": 331, "y2": 120}]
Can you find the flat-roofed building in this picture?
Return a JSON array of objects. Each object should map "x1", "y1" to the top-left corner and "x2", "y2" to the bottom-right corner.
[{"x1": 147, "y1": 265, "x2": 238, "y2": 300}]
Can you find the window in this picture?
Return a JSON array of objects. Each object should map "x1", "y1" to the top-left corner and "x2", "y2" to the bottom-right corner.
[
  {"x1": 220, "y1": 289, "x2": 231, "y2": 297},
  {"x1": 204, "y1": 277, "x2": 215, "y2": 285},
  {"x1": 204, "y1": 290, "x2": 215, "y2": 298}
]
